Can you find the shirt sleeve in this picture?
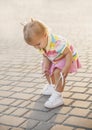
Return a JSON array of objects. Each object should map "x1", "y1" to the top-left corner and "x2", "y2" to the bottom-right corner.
[{"x1": 55, "y1": 36, "x2": 68, "y2": 54}]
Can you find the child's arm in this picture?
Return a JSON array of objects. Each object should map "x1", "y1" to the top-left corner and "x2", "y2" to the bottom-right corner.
[
  {"x1": 42, "y1": 55, "x2": 51, "y2": 75},
  {"x1": 62, "y1": 47, "x2": 73, "y2": 78}
]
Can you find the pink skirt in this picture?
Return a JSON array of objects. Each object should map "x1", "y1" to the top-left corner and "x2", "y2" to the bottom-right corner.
[{"x1": 42, "y1": 58, "x2": 81, "y2": 76}]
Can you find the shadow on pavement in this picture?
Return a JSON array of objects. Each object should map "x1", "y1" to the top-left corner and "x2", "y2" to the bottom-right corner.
[{"x1": 25, "y1": 95, "x2": 63, "y2": 130}]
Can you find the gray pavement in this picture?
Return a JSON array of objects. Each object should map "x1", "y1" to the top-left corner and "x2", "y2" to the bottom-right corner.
[{"x1": 0, "y1": 0, "x2": 92, "y2": 130}]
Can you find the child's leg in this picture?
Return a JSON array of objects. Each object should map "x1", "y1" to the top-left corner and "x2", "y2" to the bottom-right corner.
[
  {"x1": 51, "y1": 74, "x2": 55, "y2": 84},
  {"x1": 42, "y1": 56, "x2": 56, "y2": 95},
  {"x1": 42, "y1": 56, "x2": 51, "y2": 84},
  {"x1": 45, "y1": 72, "x2": 51, "y2": 84},
  {"x1": 53, "y1": 68, "x2": 65, "y2": 92},
  {"x1": 44, "y1": 68, "x2": 65, "y2": 108}
]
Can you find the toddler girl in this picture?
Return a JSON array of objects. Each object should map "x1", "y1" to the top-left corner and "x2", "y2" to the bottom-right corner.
[{"x1": 23, "y1": 18, "x2": 81, "y2": 109}]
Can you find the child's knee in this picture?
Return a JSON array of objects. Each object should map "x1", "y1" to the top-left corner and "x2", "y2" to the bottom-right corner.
[
  {"x1": 44, "y1": 70, "x2": 50, "y2": 76},
  {"x1": 42, "y1": 63, "x2": 51, "y2": 75},
  {"x1": 53, "y1": 68, "x2": 60, "y2": 76}
]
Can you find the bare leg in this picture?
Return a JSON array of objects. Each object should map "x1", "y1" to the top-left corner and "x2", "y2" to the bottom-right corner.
[
  {"x1": 42, "y1": 56, "x2": 52, "y2": 84},
  {"x1": 53, "y1": 68, "x2": 65, "y2": 92},
  {"x1": 44, "y1": 68, "x2": 64, "y2": 108},
  {"x1": 45, "y1": 74, "x2": 51, "y2": 84},
  {"x1": 51, "y1": 74, "x2": 55, "y2": 84}
]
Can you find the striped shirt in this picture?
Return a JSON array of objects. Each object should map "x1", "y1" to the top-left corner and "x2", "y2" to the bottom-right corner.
[{"x1": 40, "y1": 34, "x2": 78, "y2": 62}]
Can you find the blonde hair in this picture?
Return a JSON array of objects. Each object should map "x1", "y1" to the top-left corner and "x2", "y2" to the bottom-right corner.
[{"x1": 23, "y1": 18, "x2": 49, "y2": 44}]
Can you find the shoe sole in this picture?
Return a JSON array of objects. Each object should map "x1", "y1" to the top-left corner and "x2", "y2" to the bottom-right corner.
[
  {"x1": 44, "y1": 102, "x2": 64, "y2": 109},
  {"x1": 41, "y1": 92, "x2": 52, "y2": 96},
  {"x1": 42, "y1": 93, "x2": 51, "y2": 96}
]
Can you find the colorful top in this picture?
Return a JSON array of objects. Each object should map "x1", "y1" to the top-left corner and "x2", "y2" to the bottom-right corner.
[{"x1": 40, "y1": 34, "x2": 79, "y2": 62}]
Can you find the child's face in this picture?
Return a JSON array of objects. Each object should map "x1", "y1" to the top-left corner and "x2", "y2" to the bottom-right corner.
[{"x1": 28, "y1": 34, "x2": 48, "y2": 49}]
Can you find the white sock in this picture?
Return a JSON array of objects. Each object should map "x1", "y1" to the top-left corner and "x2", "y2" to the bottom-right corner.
[{"x1": 54, "y1": 89, "x2": 62, "y2": 95}]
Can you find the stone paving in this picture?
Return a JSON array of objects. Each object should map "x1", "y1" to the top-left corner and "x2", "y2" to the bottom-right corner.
[{"x1": 0, "y1": 0, "x2": 92, "y2": 130}]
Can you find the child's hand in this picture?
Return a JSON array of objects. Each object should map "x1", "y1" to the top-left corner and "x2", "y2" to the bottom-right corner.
[{"x1": 42, "y1": 69, "x2": 50, "y2": 77}]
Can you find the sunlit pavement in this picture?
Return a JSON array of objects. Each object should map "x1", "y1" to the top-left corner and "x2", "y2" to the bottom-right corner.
[{"x1": 0, "y1": 0, "x2": 92, "y2": 130}]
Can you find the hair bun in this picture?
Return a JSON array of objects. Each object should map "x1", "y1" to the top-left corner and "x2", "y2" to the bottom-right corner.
[{"x1": 31, "y1": 18, "x2": 34, "y2": 23}]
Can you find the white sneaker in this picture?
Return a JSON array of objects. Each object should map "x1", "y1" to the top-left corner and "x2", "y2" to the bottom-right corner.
[
  {"x1": 44, "y1": 90, "x2": 64, "y2": 108},
  {"x1": 42, "y1": 84, "x2": 55, "y2": 96}
]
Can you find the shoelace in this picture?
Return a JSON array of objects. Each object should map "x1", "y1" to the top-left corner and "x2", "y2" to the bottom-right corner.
[
  {"x1": 55, "y1": 72, "x2": 64, "y2": 89},
  {"x1": 48, "y1": 93, "x2": 59, "y2": 103},
  {"x1": 44, "y1": 85, "x2": 50, "y2": 91},
  {"x1": 44, "y1": 84, "x2": 53, "y2": 91}
]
